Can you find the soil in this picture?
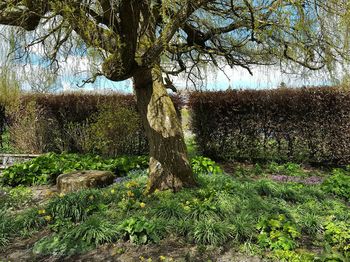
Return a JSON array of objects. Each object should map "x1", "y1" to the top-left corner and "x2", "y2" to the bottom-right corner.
[{"x1": 0, "y1": 236, "x2": 262, "y2": 262}]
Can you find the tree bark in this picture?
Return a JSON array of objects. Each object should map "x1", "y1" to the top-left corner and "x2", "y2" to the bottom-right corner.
[{"x1": 133, "y1": 67, "x2": 197, "y2": 193}]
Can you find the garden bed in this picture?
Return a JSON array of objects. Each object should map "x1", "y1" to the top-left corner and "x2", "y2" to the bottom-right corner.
[{"x1": 0, "y1": 154, "x2": 349, "y2": 261}]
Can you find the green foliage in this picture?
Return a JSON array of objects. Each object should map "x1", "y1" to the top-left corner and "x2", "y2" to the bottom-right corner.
[
  {"x1": 1, "y1": 161, "x2": 349, "y2": 261},
  {"x1": 324, "y1": 221, "x2": 350, "y2": 257},
  {"x1": 0, "y1": 209, "x2": 14, "y2": 249},
  {"x1": 186, "y1": 198, "x2": 219, "y2": 221},
  {"x1": 152, "y1": 199, "x2": 186, "y2": 220},
  {"x1": 268, "y1": 162, "x2": 304, "y2": 177},
  {"x1": 322, "y1": 169, "x2": 350, "y2": 200},
  {"x1": 117, "y1": 216, "x2": 162, "y2": 244},
  {"x1": 87, "y1": 102, "x2": 146, "y2": 156},
  {"x1": 1, "y1": 186, "x2": 33, "y2": 209},
  {"x1": 15, "y1": 208, "x2": 47, "y2": 232},
  {"x1": 271, "y1": 250, "x2": 315, "y2": 262},
  {"x1": 257, "y1": 214, "x2": 301, "y2": 251},
  {"x1": 192, "y1": 219, "x2": 233, "y2": 246},
  {"x1": 68, "y1": 215, "x2": 118, "y2": 246},
  {"x1": 33, "y1": 233, "x2": 93, "y2": 256},
  {"x1": 0, "y1": 153, "x2": 148, "y2": 186},
  {"x1": 191, "y1": 156, "x2": 223, "y2": 176},
  {"x1": 47, "y1": 189, "x2": 106, "y2": 222}
]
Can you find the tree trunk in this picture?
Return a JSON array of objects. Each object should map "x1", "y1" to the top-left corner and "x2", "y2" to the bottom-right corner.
[{"x1": 133, "y1": 66, "x2": 197, "y2": 193}]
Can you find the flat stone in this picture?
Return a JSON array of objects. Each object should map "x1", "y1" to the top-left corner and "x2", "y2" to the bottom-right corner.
[{"x1": 57, "y1": 170, "x2": 115, "y2": 193}]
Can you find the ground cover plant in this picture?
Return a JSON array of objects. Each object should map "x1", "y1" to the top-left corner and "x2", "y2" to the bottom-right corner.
[
  {"x1": 0, "y1": 153, "x2": 149, "y2": 186},
  {"x1": 0, "y1": 156, "x2": 349, "y2": 261}
]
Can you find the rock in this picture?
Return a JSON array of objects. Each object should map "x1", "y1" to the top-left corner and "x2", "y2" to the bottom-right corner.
[{"x1": 57, "y1": 170, "x2": 115, "y2": 193}]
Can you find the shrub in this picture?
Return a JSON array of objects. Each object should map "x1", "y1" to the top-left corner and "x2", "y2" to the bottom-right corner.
[
  {"x1": 7, "y1": 93, "x2": 182, "y2": 156},
  {"x1": 87, "y1": 102, "x2": 146, "y2": 156},
  {"x1": 189, "y1": 88, "x2": 350, "y2": 164}
]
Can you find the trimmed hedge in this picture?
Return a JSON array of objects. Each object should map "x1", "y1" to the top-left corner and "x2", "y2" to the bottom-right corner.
[
  {"x1": 6, "y1": 93, "x2": 182, "y2": 156},
  {"x1": 189, "y1": 88, "x2": 350, "y2": 165}
]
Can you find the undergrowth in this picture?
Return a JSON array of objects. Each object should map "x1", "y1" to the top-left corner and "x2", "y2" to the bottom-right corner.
[{"x1": 0, "y1": 157, "x2": 349, "y2": 261}]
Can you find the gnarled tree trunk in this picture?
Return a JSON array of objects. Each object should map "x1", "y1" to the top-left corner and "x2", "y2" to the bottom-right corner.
[{"x1": 133, "y1": 67, "x2": 197, "y2": 193}]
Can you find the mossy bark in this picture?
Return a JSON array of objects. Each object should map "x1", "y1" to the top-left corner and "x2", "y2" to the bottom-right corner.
[{"x1": 133, "y1": 67, "x2": 197, "y2": 193}]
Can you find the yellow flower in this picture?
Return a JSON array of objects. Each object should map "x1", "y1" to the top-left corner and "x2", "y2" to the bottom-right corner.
[
  {"x1": 38, "y1": 209, "x2": 46, "y2": 215},
  {"x1": 139, "y1": 256, "x2": 145, "y2": 261},
  {"x1": 44, "y1": 215, "x2": 52, "y2": 221},
  {"x1": 110, "y1": 189, "x2": 115, "y2": 194},
  {"x1": 89, "y1": 195, "x2": 94, "y2": 200},
  {"x1": 59, "y1": 193, "x2": 65, "y2": 198},
  {"x1": 140, "y1": 202, "x2": 146, "y2": 208},
  {"x1": 127, "y1": 190, "x2": 134, "y2": 197},
  {"x1": 159, "y1": 255, "x2": 166, "y2": 261},
  {"x1": 126, "y1": 181, "x2": 139, "y2": 188}
]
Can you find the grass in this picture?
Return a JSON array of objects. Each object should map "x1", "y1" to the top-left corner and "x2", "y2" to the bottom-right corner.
[{"x1": 0, "y1": 156, "x2": 349, "y2": 261}]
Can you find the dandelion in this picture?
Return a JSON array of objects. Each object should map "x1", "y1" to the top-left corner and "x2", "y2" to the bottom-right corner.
[
  {"x1": 110, "y1": 189, "x2": 115, "y2": 194},
  {"x1": 38, "y1": 209, "x2": 46, "y2": 215},
  {"x1": 127, "y1": 190, "x2": 134, "y2": 197},
  {"x1": 59, "y1": 193, "x2": 65, "y2": 198},
  {"x1": 89, "y1": 195, "x2": 94, "y2": 200},
  {"x1": 44, "y1": 215, "x2": 52, "y2": 221},
  {"x1": 159, "y1": 255, "x2": 166, "y2": 261},
  {"x1": 140, "y1": 202, "x2": 146, "y2": 208}
]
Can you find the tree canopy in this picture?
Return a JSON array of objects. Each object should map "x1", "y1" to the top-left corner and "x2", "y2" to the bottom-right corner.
[{"x1": 0, "y1": 0, "x2": 349, "y2": 83}]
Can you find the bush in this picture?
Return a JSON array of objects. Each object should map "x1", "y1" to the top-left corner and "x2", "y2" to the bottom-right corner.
[
  {"x1": 189, "y1": 88, "x2": 350, "y2": 165},
  {"x1": 7, "y1": 93, "x2": 183, "y2": 156}
]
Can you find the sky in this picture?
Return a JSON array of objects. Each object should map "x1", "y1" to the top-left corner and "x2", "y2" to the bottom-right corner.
[{"x1": 0, "y1": 26, "x2": 332, "y2": 94}]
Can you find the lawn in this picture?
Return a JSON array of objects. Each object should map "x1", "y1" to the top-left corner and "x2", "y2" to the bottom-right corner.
[{"x1": 0, "y1": 154, "x2": 349, "y2": 261}]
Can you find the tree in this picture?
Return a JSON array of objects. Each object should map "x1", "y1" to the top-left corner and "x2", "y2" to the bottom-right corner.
[{"x1": 0, "y1": 0, "x2": 349, "y2": 192}]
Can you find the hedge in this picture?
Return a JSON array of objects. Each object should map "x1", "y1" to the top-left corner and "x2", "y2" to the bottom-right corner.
[
  {"x1": 189, "y1": 88, "x2": 350, "y2": 165},
  {"x1": 6, "y1": 92, "x2": 182, "y2": 157}
]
